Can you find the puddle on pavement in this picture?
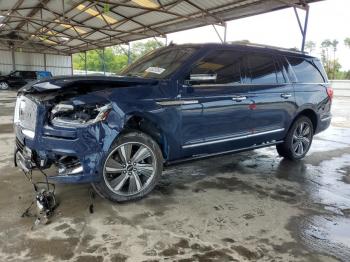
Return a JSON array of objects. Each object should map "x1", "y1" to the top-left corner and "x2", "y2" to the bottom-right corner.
[
  {"x1": 311, "y1": 126, "x2": 350, "y2": 152},
  {"x1": 300, "y1": 215, "x2": 350, "y2": 261},
  {"x1": 309, "y1": 154, "x2": 350, "y2": 211},
  {"x1": 293, "y1": 150, "x2": 350, "y2": 261}
]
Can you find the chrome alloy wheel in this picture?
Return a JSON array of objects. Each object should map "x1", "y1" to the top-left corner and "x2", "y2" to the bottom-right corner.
[
  {"x1": 103, "y1": 142, "x2": 156, "y2": 196},
  {"x1": 292, "y1": 121, "x2": 312, "y2": 156},
  {"x1": 0, "y1": 82, "x2": 9, "y2": 90}
]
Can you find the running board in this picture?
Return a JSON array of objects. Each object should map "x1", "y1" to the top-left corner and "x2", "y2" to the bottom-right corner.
[{"x1": 165, "y1": 140, "x2": 283, "y2": 166}]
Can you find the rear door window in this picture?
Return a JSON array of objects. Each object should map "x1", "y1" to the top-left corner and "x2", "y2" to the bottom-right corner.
[
  {"x1": 11, "y1": 71, "x2": 21, "y2": 77},
  {"x1": 20, "y1": 71, "x2": 36, "y2": 79},
  {"x1": 286, "y1": 56, "x2": 325, "y2": 83},
  {"x1": 188, "y1": 50, "x2": 244, "y2": 85},
  {"x1": 246, "y1": 53, "x2": 283, "y2": 84}
]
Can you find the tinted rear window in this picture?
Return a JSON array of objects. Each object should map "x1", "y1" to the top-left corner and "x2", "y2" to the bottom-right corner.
[
  {"x1": 20, "y1": 71, "x2": 36, "y2": 78},
  {"x1": 286, "y1": 57, "x2": 325, "y2": 83},
  {"x1": 246, "y1": 53, "x2": 285, "y2": 84}
]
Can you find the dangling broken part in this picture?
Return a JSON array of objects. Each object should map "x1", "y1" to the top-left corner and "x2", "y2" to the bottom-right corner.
[{"x1": 21, "y1": 168, "x2": 58, "y2": 227}]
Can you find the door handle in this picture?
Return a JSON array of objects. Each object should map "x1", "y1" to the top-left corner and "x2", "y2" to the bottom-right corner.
[
  {"x1": 232, "y1": 96, "x2": 247, "y2": 102},
  {"x1": 280, "y1": 93, "x2": 292, "y2": 99}
]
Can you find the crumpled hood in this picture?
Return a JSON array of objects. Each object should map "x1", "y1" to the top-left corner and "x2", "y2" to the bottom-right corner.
[{"x1": 20, "y1": 75, "x2": 159, "y2": 93}]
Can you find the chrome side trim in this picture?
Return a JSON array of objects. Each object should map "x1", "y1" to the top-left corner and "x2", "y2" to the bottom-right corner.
[
  {"x1": 156, "y1": 100, "x2": 198, "y2": 106},
  {"x1": 321, "y1": 116, "x2": 332, "y2": 122},
  {"x1": 167, "y1": 140, "x2": 284, "y2": 166},
  {"x1": 182, "y1": 128, "x2": 285, "y2": 149}
]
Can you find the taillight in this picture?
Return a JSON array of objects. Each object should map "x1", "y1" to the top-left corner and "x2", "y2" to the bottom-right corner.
[{"x1": 326, "y1": 86, "x2": 334, "y2": 101}]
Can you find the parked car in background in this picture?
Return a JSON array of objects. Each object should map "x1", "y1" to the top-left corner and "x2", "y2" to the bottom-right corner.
[
  {"x1": 13, "y1": 43, "x2": 332, "y2": 202},
  {"x1": 0, "y1": 70, "x2": 52, "y2": 90}
]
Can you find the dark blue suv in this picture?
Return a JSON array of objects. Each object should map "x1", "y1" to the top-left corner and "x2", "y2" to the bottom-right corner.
[{"x1": 14, "y1": 43, "x2": 332, "y2": 202}]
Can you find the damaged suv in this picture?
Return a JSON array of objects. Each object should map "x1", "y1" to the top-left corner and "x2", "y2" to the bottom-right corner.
[{"x1": 14, "y1": 43, "x2": 332, "y2": 202}]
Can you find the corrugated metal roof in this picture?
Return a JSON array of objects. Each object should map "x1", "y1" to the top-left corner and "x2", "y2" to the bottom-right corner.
[{"x1": 0, "y1": 0, "x2": 322, "y2": 55}]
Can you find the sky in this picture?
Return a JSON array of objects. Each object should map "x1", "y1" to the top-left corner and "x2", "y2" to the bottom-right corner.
[{"x1": 162, "y1": 0, "x2": 350, "y2": 70}]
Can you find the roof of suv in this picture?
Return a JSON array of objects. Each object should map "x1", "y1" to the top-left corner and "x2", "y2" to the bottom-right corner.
[{"x1": 168, "y1": 43, "x2": 315, "y2": 59}]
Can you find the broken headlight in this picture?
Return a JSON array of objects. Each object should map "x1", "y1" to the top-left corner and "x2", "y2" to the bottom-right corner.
[{"x1": 51, "y1": 103, "x2": 112, "y2": 127}]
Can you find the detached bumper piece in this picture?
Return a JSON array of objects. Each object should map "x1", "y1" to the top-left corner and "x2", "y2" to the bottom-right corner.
[{"x1": 15, "y1": 138, "x2": 34, "y2": 173}]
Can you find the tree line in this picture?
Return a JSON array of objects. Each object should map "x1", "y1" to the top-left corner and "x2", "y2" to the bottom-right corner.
[
  {"x1": 305, "y1": 38, "x2": 350, "y2": 80},
  {"x1": 72, "y1": 40, "x2": 164, "y2": 74},
  {"x1": 73, "y1": 38, "x2": 350, "y2": 80}
]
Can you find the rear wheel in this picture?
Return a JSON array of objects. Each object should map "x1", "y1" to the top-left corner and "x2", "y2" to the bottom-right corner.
[
  {"x1": 93, "y1": 131, "x2": 163, "y2": 202},
  {"x1": 0, "y1": 82, "x2": 9, "y2": 90},
  {"x1": 276, "y1": 116, "x2": 314, "y2": 160}
]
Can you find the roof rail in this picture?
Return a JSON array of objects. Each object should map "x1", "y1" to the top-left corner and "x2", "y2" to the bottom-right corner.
[{"x1": 227, "y1": 41, "x2": 307, "y2": 54}]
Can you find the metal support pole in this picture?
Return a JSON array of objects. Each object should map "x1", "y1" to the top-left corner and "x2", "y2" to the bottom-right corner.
[
  {"x1": 223, "y1": 22, "x2": 227, "y2": 43},
  {"x1": 11, "y1": 47, "x2": 15, "y2": 71},
  {"x1": 293, "y1": 7, "x2": 303, "y2": 35},
  {"x1": 44, "y1": 53, "x2": 47, "y2": 71},
  {"x1": 70, "y1": 54, "x2": 73, "y2": 75},
  {"x1": 127, "y1": 43, "x2": 131, "y2": 65},
  {"x1": 212, "y1": 24, "x2": 224, "y2": 43},
  {"x1": 293, "y1": 5, "x2": 310, "y2": 53},
  {"x1": 84, "y1": 51, "x2": 87, "y2": 75},
  {"x1": 301, "y1": 6, "x2": 309, "y2": 53},
  {"x1": 102, "y1": 48, "x2": 106, "y2": 75}
]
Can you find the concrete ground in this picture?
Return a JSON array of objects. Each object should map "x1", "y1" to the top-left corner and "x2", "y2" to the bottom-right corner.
[{"x1": 0, "y1": 90, "x2": 350, "y2": 262}]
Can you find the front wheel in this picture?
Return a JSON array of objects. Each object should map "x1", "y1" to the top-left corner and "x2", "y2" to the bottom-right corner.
[
  {"x1": 276, "y1": 116, "x2": 314, "y2": 160},
  {"x1": 93, "y1": 131, "x2": 163, "y2": 202},
  {"x1": 0, "y1": 82, "x2": 9, "y2": 90}
]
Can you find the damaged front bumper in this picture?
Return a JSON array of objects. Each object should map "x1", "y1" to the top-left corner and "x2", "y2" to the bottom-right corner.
[{"x1": 14, "y1": 122, "x2": 119, "y2": 184}]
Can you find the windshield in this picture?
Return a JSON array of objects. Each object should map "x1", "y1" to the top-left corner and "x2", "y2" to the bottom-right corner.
[{"x1": 121, "y1": 47, "x2": 196, "y2": 79}]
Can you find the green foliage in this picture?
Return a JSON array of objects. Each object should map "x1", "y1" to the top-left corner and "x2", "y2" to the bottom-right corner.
[
  {"x1": 73, "y1": 40, "x2": 164, "y2": 73},
  {"x1": 130, "y1": 40, "x2": 164, "y2": 61},
  {"x1": 305, "y1": 41, "x2": 316, "y2": 54},
  {"x1": 320, "y1": 39, "x2": 342, "y2": 79},
  {"x1": 345, "y1": 38, "x2": 350, "y2": 49}
]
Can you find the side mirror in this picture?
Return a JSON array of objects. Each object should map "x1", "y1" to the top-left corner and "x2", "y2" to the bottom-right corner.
[
  {"x1": 183, "y1": 73, "x2": 217, "y2": 93},
  {"x1": 190, "y1": 73, "x2": 217, "y2": 82}
]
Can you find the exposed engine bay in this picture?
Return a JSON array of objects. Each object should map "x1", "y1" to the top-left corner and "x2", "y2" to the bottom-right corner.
[{"x1": 50, "y1": 102, "x2": 112, "y2": 126}]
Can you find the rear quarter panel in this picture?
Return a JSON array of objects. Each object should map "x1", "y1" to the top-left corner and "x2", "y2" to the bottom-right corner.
[{"x1": 293, "y1": 83, "x2": 331, "y2": 132}]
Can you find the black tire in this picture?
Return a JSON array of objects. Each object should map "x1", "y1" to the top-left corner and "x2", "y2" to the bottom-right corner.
[
  {"x1": 0, "y1": 82, "x2": 9, "y2": 90},
  {"x1": 276, "y1": 116, "x2": 314, "y2": 160},
  {"x1": 92, "y1": 131, "x2": 163, "y2": 202}
]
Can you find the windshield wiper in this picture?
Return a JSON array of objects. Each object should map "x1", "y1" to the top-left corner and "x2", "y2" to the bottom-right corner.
[{"x1": 125, "y1": 73, "x2": 142, "y2": 78}]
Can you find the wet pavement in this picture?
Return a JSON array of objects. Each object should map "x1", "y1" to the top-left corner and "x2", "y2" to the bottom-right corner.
[{"x1": 0, "y1": 90, "x2": 349, "y2": 261}]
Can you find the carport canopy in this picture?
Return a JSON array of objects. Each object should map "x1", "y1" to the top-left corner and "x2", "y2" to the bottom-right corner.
[{"x1": 0, "y1": 0, "x2": 321, "y2": 55}]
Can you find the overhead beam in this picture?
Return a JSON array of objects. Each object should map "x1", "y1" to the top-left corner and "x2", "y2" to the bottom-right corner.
[
  {"x1": 0, "y1": 0, "x2": 318, "y2": 54},
  {"x1": 15, "y1": 0, "x2": 50, "y2": 31},
  {"x1": 275, "y1": 0, "x2": 307, "y2": 10}
]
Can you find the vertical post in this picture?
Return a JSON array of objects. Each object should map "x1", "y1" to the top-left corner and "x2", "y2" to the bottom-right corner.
[
  {"x1": 102, "y1": 47, "x2": 106, "y2": 75},
  {"x1": 127, "y1": 43, "x2": 131, "y2": 65},
  {"x1": 223, "y1": 22, "x2": 227, "y2": 43},
  {"x1": 44, "y1": 53, "x2": 47, "y2": 71},
  {"x1": 84, "y1": 51, "x2": 87, "y2": 75},
  {"x1": 301, "y1": 6, "x2": 309, "y2": 53},
  {"x1": 11, "y1": 47, "x2": 15, "y2": 71},
  {"x1": 70, "y1": 54, "x2": 73, "y2": 75}
]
